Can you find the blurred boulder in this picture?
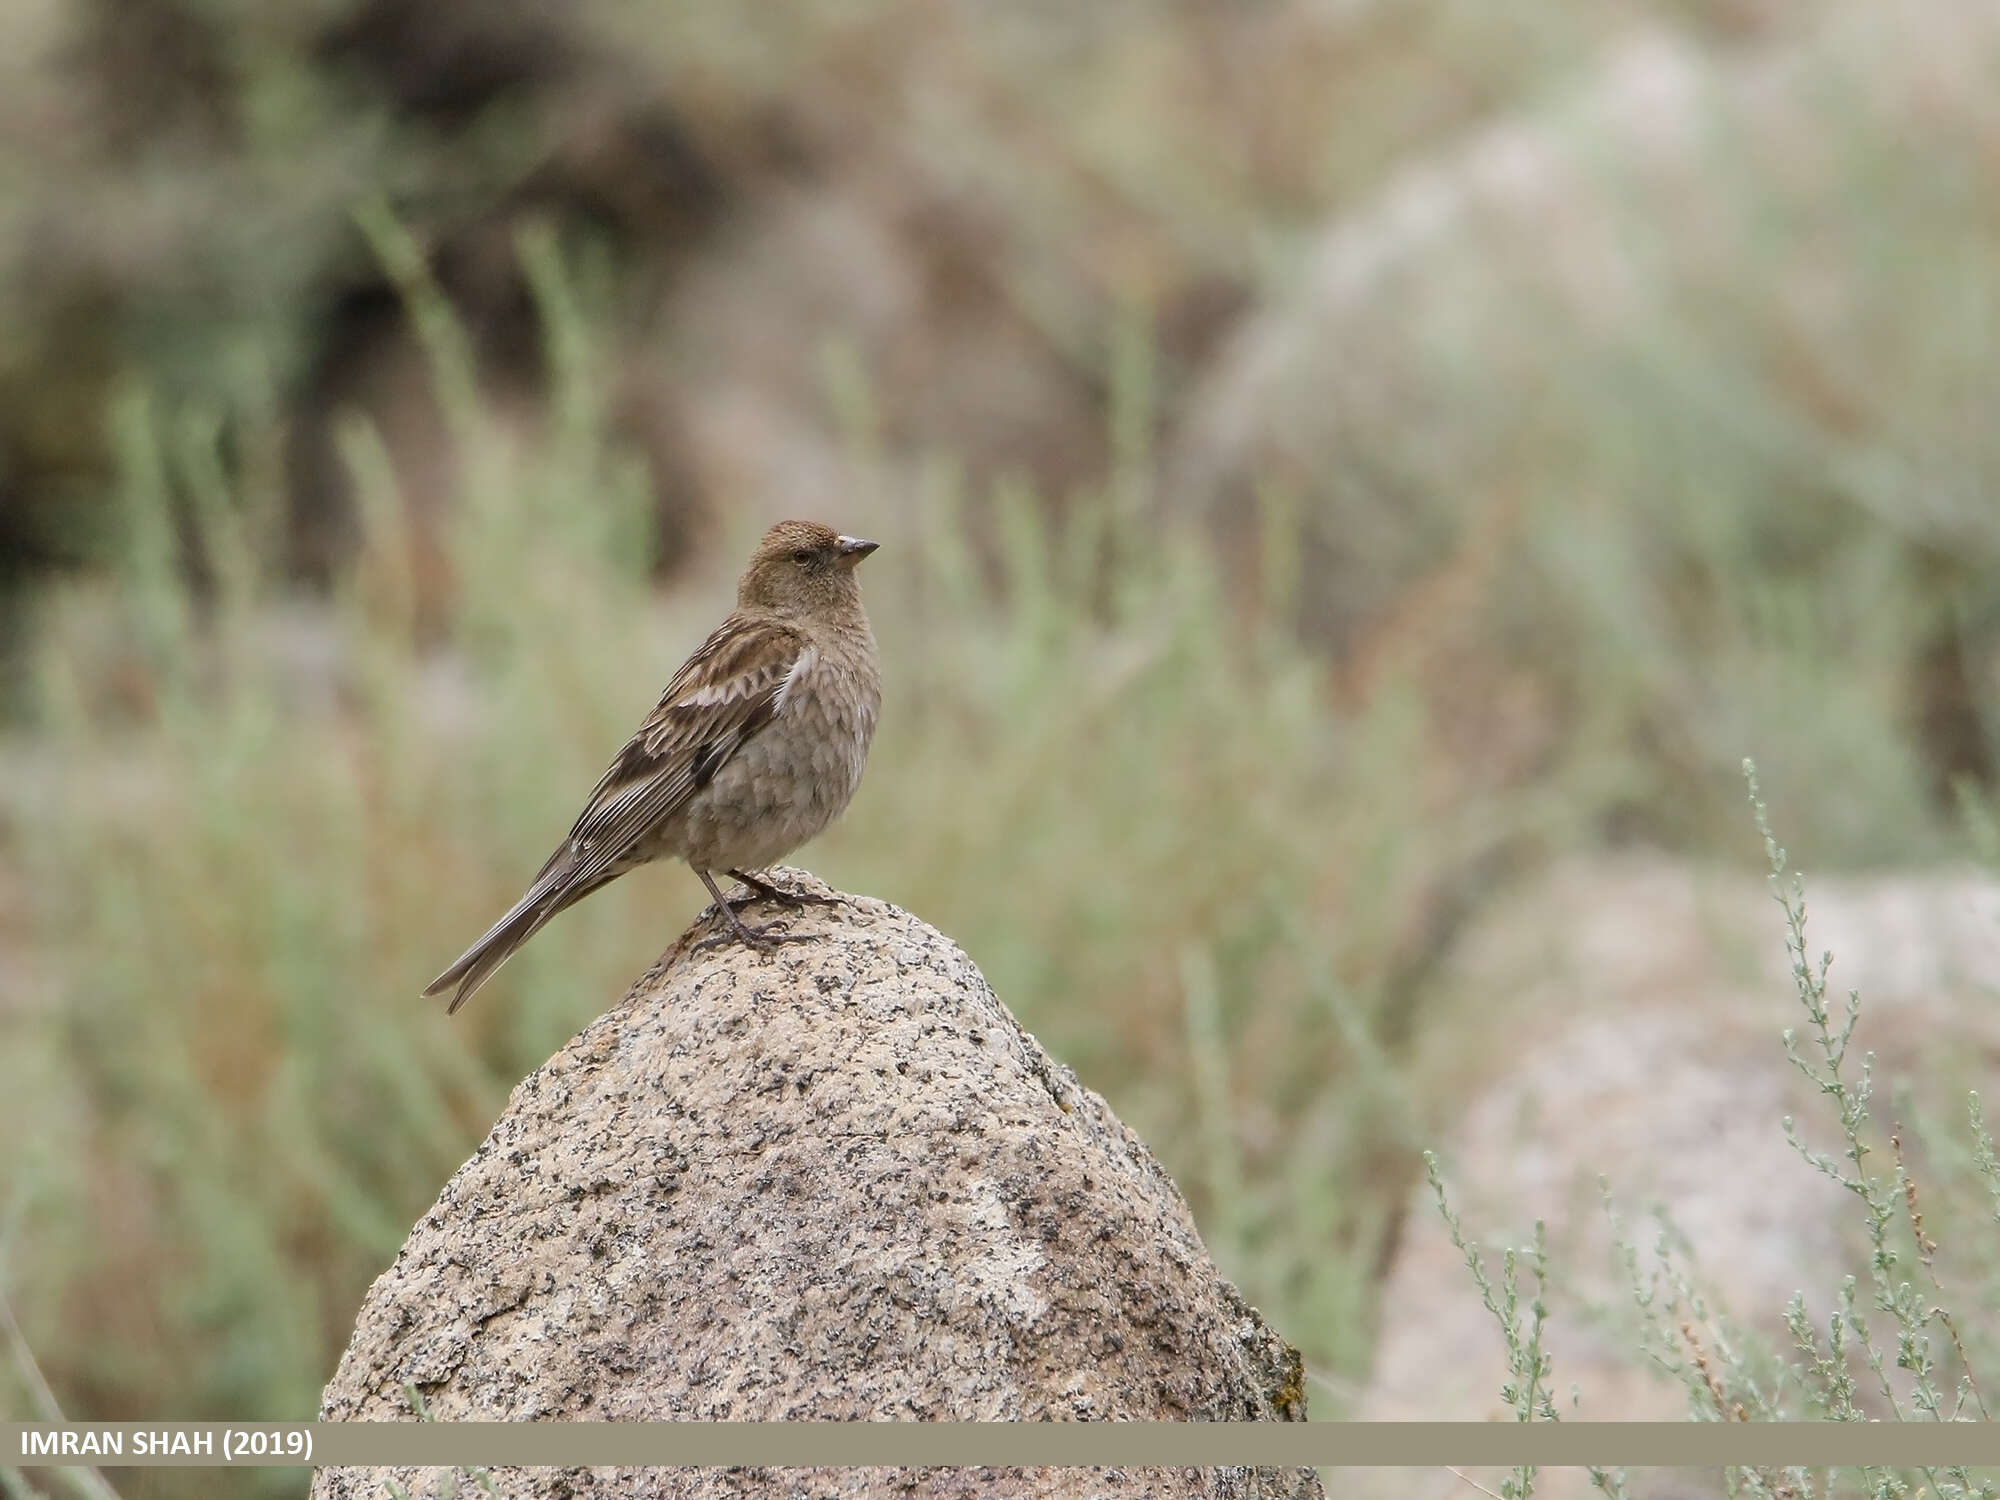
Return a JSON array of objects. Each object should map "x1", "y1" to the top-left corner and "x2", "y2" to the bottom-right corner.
[
  {"x1": 1360, "y1": 853, "x2": 2000, "y2": 1494},
  {"x1": 1171, "y1": 11, "x2": 2000, "y2": 620},
  {"x1": 1167, "y1": 12, "x2": 2000, "y2": 816},
  {"x1": 314, "y1": 869, "x2": 1316, "y2": 1500},
  {"x1": 1170, "y1": 28, "x2": 1722, "y2": 642}
]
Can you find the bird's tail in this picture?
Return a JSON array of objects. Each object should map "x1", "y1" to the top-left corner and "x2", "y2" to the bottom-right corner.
[{"x1": 422, "y1": 861, "x2": 602, "y2": 1014}]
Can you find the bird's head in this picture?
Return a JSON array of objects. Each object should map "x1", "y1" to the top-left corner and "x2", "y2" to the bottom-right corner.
[{"x1": 737, "y1": 519, "x2": 879, "y2": 617}]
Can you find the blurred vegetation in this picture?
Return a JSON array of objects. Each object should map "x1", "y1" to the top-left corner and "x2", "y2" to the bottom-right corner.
[
  {"x1": 1427, "y1": 773, "x2": 2000, "y2": 1500},
  {"x1": 1, "y1": 1, "x2": 1998, "y2": 1497}
]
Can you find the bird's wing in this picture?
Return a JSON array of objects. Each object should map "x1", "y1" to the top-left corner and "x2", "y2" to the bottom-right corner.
[
  {"x1": 421, "y1": 613, "x2": 813, "y2": 1011},
  {"x1": 540, "y1": 612, "x2": 814, "y2": 894}
]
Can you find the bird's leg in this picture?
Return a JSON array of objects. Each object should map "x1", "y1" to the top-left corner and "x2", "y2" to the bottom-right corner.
[
  {"x1": 694, "y1": 869, "x2": 815, "y2": 952},
  {"x1": 700, "y1": 872, "x2": 786, "y2": 915},
  {"x1": 726, "y1": 868, "x2": 842, "y2": 909}
]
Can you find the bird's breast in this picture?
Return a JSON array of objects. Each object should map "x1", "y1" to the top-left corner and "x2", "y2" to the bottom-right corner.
[{"x1": 786, "y1": 649, "x2": 879, "y2": 793}]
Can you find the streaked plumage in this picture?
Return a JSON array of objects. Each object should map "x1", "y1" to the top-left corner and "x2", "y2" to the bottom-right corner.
[{"x1": 423, "y1": 520, "x2": 882, "y2": 1013}]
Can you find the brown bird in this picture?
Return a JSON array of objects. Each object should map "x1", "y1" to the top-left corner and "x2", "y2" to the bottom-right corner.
[{"x1": 423, "y1": 519, "x2": 883, "y2": 1014}]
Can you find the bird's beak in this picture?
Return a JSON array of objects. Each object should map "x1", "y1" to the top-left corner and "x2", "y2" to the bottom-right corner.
[{"x1": 836, "y1": 536, "x2": 879, "y2": 567}]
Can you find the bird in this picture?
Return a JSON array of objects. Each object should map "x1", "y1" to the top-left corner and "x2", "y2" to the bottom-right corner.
[{"x1": 422, "y1": 519, "x2": 882, "y2": 1014}]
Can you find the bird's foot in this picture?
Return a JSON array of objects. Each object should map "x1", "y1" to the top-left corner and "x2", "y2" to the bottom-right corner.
[
  {"x1": 693, "y1": 868, "x2": 825, "y2": 953},
  {"x1": 691, "y1": 909, "x2": 818, "y2": 954},
  {"x1": 726, "y1": 869, "x2": 843, "y2": 910}
]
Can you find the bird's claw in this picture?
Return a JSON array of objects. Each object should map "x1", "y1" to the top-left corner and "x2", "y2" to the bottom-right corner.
[{"x1": 692, "y1": 912, "x2": 819, "y2": 954}]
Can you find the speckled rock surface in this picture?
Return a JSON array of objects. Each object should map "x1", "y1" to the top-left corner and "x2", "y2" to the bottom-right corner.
[{"x1": 313, "y1": 870, "x2": 1317, "y2": 1500}]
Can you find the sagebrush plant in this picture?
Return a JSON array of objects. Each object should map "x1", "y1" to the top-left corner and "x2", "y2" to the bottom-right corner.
[
  {"x1": 1424, "y1": 1156, "x2": 1631, "y2": 1500},
  {"x1": 1429, "y1": 764, "x2": 2000, "y2": 1500}
]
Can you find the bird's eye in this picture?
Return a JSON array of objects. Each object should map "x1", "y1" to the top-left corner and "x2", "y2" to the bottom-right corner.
[{"x1": 791, "y1": 548, "x2": 814, "y2": 564}]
